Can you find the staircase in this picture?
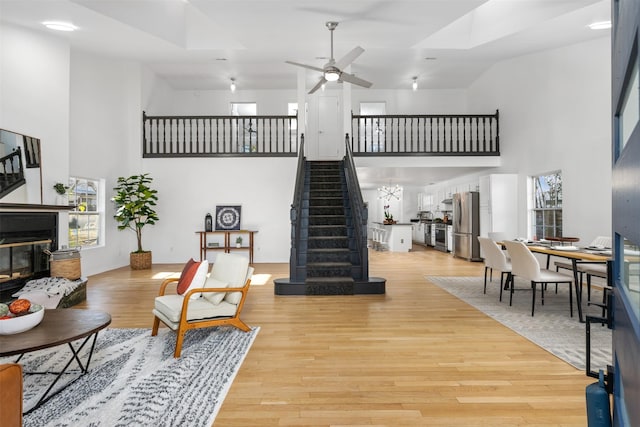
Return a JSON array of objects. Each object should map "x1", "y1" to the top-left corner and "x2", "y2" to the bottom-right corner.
[
  {"x1": 305, "y1": 162, "x2": 355, "y2": 294},
  {"x1": 274, "y1": 158, "x2": 385, "y2": 295}
]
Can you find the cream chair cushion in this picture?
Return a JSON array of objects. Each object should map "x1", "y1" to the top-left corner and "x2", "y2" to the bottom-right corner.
[
  {"x1": 202, "y1": 277, "x2": 228, "y2": 304},
  {"x1": 204, "y1": 253, "x2": 250, "y2": 304},
  {"x1": 153, "y1": 295, "x2": 237, "y2": 330}
]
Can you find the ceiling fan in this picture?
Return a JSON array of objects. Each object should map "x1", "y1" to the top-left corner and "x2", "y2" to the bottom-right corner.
[{"x1": 286, "y1": 21, "x2": 373, "y2": 94}]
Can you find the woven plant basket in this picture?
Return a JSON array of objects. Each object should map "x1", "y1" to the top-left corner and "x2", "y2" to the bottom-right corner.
[
  {"x1": 130, "y1": 251, "x2": 152, "y2": 270},
  {"x1": 50, "y1": 258, "x2": 82, "y2": 280}
]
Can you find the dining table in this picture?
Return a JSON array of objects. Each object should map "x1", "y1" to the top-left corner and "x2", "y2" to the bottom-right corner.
[{"x1": 521, "y1": 243, "x2": 611, "y2": 322}]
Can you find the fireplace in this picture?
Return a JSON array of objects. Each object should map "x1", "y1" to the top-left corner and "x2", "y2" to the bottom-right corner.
[{"x1": 0, "y1": 212, "x2": 58, "y2": 300}]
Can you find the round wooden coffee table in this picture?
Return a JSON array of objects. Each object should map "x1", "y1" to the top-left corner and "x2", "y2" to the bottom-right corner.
[{"x1": 0, "y1": 309, "x2": 111, "y2": 413}]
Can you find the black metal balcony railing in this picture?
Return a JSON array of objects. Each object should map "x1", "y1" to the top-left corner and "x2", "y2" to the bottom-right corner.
[
  {"x1": 142, "y1": 112, "x2": 299, "y2": 157},
  {"x1": 142, "y1": 110, "x2": 499, "y2": 158},
  {"x1": 350, "y1": 110, "x2": 499, "y2": 156}
]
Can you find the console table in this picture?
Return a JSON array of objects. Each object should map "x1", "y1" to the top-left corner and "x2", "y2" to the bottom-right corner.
[{"x1": 197, "y1": 230, "x2": 257, "y2": 263}]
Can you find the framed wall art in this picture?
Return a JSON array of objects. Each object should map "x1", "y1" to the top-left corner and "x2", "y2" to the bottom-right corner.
[{"x1": 215, "y1": 205, "x2": 241, "y2": 230}]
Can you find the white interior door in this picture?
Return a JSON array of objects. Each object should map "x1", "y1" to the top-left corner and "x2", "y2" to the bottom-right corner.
[{"x1": 318, "y1": 96, "x2": 341, "y2": 159}]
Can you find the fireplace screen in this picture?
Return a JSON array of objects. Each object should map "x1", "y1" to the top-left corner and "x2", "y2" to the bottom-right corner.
[{"x1": 0, "y1": 240, "x2": 51, "y2": 284}]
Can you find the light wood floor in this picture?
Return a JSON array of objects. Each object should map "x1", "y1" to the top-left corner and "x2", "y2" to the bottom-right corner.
[{"x1": 79, "y1": 245, "x2": 593, "y2": 426}]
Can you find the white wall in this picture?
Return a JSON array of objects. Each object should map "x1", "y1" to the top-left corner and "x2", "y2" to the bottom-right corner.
[
  {"x1": 141, "y1": 156, "x2": 296, "y2": 263},
  {"x1": 466, "y1": 37, "x2": 612, "y2": 244},
  {"x1": 69, "y1": 51, "x2": 143, "y2": 274},
  {"x1": 0, "y1": 24, "x2": 70, "y2": 205}
]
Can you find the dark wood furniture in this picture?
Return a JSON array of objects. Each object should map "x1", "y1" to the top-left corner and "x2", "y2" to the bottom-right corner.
[
  {"x1": 197, "y1": 230, "x2": 257, "y2": 264},
  {"x1": 0, "y1": 309, "x2": 111, "y2": 414},
  {"x1": 544, "y1": 236, "x2": 580, "y2": 245}
]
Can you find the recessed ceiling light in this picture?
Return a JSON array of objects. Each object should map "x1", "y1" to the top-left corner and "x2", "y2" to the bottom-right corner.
[
  {"x1": 424, "y1": 57, "x2": 437, "y2": 60},
  {"x1": 43, "y1": 21, "x2": 77, "y2": 32},
  {"x1": 588, "y1": 21, "x2": 611, "y2": 30}
]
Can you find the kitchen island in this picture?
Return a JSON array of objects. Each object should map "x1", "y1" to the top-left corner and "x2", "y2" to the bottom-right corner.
[{"x1": 372, "y1": 222, "x2": 413, "y2": 252}]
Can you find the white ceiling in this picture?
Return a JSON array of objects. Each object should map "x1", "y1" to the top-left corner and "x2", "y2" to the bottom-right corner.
[
  {"x1": 0, "y1": 0, "x2": 610, "y2": 91},
  {"x1": 0, "y1": 0, "x2": 611, "y2": 189}
]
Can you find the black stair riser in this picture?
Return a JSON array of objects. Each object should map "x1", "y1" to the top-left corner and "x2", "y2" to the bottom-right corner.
[
  {"x1": 308, "y1": 237, "x2": 348, "y2": 249},
  {"x1": 309, "y1": 198, "x2": 344, "y2": 207},
  {"x1": 307, "y1": 251, "x2": 351, "y2": 263},
  {"x1": 307, "y1": 266, "x2": 352, "y2": 277},
  {"x1": 308, "y1": 216, "x2": 346, "y2": 226},
  {"x1": 308, "y1": 226, "x2": 347, "y2": 237},
  {"x1": 304, "y1": 283, "x2": 355, "y2": 295},
  {"x1": 309, "y1": 207, "x2": 344, "y2": 216},
  {"x1": 310, "y1": 183, "x2": 342, "y2": 191}
]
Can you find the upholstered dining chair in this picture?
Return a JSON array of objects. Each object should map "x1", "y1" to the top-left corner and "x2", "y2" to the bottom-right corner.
[
  {"x1": 503, "y1": 240, "x2": 575, "y2": 317},
  {"x1": 554, "y1": 236, "x2": 611, "y2": 299},
  {"x1": 477, "y1": 236, "x2": 512, "y2": 301},
  {"x1": 152, "y1": 253, "x2": 254, "y2": 357}
]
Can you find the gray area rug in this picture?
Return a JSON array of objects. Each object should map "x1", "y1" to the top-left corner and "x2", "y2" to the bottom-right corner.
[
  {"x1": 426, "y1": 276, "x2": 611, "y2": 371},
  {"x1": 2, "y1": 326, "x2": 259, "y2": 427}
]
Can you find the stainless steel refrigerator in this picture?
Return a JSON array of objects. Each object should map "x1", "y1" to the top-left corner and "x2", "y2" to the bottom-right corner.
[{"x1": 453, "y1": 191, "x2": 481, "y2": 261}]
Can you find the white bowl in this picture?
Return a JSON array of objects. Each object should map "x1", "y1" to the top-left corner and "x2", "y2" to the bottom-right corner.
[{"x1": 0, "y1": 307, "x2": 45, "y2": 335}]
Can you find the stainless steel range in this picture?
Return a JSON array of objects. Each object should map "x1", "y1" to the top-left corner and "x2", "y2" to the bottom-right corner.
[{"x1": 434, "y1": 223, "x2": 448, "y2": 252}]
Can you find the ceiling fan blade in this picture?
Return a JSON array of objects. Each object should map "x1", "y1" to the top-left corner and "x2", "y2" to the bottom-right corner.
[
  {"x1": 308, "y1": 77, "x2": 327, "y2": 94},
  {"x1": 285, "y1": 61, "x2": 324, "y2": 73},
  {"x1": 334, "y1": 46, "x2": 364, "y2": 70},
  {"x1": 339, "y1": 71, "x2": 372, "y2": 88}
]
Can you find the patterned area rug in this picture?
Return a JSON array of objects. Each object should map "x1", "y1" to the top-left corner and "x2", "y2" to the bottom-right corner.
[
  {"x1": 2, "y1": 326, "x2": 259, "y2": 427},
  {"x1": 426, "y1": 276, "x2": 611, "y2": 371}
]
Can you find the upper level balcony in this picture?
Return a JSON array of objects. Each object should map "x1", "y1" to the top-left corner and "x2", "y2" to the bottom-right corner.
[{"x1": 142, "y1": 110, "x2": 499, "y2": 159}]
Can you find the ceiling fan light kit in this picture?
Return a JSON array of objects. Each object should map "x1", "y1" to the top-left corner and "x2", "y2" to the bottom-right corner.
[{"x1": 286, "y1": 21, "x2": 373, "y2": 94}]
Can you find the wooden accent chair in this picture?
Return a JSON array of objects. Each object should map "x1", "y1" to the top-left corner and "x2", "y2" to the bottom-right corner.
[
  {"x1": 152, "y1": 253, "x2": 254, "y2": 357},
  {"x1": 0, "y1": 363, "x2": 22, "y2": 427}
]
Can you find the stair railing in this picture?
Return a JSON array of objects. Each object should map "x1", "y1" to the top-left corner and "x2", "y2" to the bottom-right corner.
[
  {"x1": 0, "y1": 147, "x2": 26, "y2": 199},
  {"x1": 344, "y1": 134, "x2": 369, "y2": 281},
  {"x1": 289, "y1": 135, "x2": 306, "y2": 281}
]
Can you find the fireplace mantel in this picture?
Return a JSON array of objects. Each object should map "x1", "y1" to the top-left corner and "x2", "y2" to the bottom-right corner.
[{"x1": 0, "y1": 203, "x2": 75, "y2": 211}]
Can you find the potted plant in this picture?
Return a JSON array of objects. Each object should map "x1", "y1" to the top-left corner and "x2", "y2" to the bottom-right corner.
[
  {"x1": 112, "y1": 173, "x2": 159, "y2": 269},
  {"x1": 235, "y1": 236, "x2": 243, "y2": 248},
  {"x1": 383, "y1": 204, "x2": 396, "y2": 225},
  {"x1": 53, "y1": 182, "x2": 69, "y2": 205}
]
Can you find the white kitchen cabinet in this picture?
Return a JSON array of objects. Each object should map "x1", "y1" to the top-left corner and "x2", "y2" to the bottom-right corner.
[{"x1": 479, "y1": 174, "x2": 518, "y2": 240}]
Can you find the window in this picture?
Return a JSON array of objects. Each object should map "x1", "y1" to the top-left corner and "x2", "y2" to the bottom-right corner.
[
  {"x1": 530, "y1": 171, "x2": 562, "y2": 239},
  {"x1": 68, "y1": 177, "x2": 104, "y2": 248}
]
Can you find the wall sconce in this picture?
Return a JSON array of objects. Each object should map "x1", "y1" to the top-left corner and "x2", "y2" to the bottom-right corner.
[
  {"x1": 412, "y1": 77, "x2": 418, "y2": 91},
  {"x1": 230, "y1": 78, "x2": 236, "y2": 93}
]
